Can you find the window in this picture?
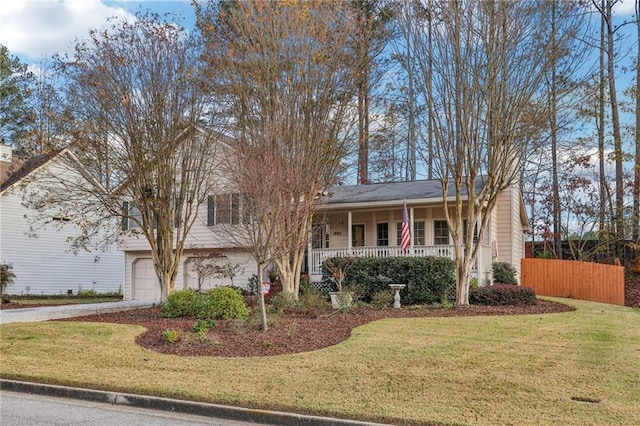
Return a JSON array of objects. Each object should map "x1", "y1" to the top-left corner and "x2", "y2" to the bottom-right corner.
[
  {"x1": 217, "y1": 194, "x2": 232, "y2": 224},
  {"x1": 122, "y1": 201, "x2": 151, "y2": 230},
  {"x1": 352, "y1": 224, "x2": 365, "y2": 247},
  {"x1": 434, "y1": 220, "x2": 449, "y2": 245},
  {"x1": 463, "y1": 219, "x2": 479, "y2": 244},
  {"x1": 121, "y1": 201, "x2": 167, "y2": 231},
  {"x1": 312, "y1": 224, "x2": 329, "y2": 249},
  {"x1": 376, "y1": 223, "x2": 389, "y2": 246},
  {"x1": 208, "y1": 193, "x2": 242, "y2": 226},
  {"x1": 396, "y1": 221, "x2": 425, "y2": 246},
  {"x1": 413, "y1": 221, "x2": 425, "y2": 245}
]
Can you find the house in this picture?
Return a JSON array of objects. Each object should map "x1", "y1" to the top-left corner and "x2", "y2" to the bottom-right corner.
[
  {"x1": 120, "y1": 159, "x2": 528, "y2": 299},
  {"x1": 0, "y1": 145, "x2": 124, "y2": 295},
  {"x1": 118, "y1": 134, "x2": 257, "y2": 301},
  {"x1": 307, "y1": 179, "x2": 529, "y2": 285}
]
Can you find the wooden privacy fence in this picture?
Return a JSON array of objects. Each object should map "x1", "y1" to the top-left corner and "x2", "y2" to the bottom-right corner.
[{"x1": 521, "y1": 258, "x2": 625, "y2": 306}]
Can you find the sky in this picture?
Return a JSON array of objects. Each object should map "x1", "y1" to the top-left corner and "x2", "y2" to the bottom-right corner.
[
  {"x1": 0, "y1": 0, "x2": 199, "y2": 64},
  {"x1": 2, "y1": 0, "x2": 639, "y2": 69}
]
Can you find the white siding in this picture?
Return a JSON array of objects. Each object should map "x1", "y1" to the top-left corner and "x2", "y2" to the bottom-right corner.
[
  {"x1": 0, "y1": 162, "x2": 123, "y2": 296},
  {"x1": 182, "y1": 250, "x2": 256, "y2": 290},
  {"x1": 124, "y1": 250, "x2": 257, "y2": 300},
  {"x1": 494, "y1": 185, "x2": 525, "y2": 283}
]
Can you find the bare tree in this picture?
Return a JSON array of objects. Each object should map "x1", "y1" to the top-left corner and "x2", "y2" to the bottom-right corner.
[
  {"x1": 187, "y1": 249, "x2": 226, "y2": 291},
  {"x1": 351, "y1": 0, "x2": 395, "y2": 184},
  {"x1": 25, "y1": 13, "x2": 220, "y2": 301},
  {"x1": 406, "y1": 1, "x2": 575, "y2": 305},
  {"x1": 222, "y1": 141, "x2": 290, "y2": 331},
  {"x1": 197, "y1": 0, "x2": 357, "y2": 299},
  {"x1": 634, "y1": 0, "x2": 640, "y2": 243},
  {"x1": 593, "y1": 0, "x2": 626, "y2": 255},
  {"x1": 19, "y1": 58, "x2": 74, "y2": 156}
]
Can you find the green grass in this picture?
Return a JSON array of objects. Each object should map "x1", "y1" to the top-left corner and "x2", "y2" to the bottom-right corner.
[{"x1": 1, "y1": 298, "x2": 639, "y2": 425}]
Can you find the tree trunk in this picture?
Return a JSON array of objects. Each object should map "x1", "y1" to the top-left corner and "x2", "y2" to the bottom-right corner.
[
  {"x1": 605, "y1": 0, "x2": 625, "y2": 254},
  {"x1": 549, "y1": 4, "x2": 562, "y2": 259},
  {"x1": 257, "y1": 262, "x2": 268, "y2": 331},
  {"x1": 274, "y1": 245, "x2": 305, "y2": 299},
  {"x1": 598, "y1": 0, "x2": 607, "y2": 245},
  {"x1": 455, "y1": 256, "x2": 473, "y2": 307},
  {"x1": 634, "y1": 0, "x2": 640, "y2": 242},
  {"x1": 356, "y1": 4, "x2": 369, "y2": 185}
]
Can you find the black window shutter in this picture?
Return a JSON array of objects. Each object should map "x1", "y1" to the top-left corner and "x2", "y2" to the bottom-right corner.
[
  {"x1": 207, "y1": 195, "x2": 215, "y2": 226},
  {"x1": 121, "y1": 201, "x2": 129, "y2": 231}
]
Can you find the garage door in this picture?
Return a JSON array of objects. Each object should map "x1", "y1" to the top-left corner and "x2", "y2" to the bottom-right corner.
[{"x1": 133, "y1": 259, "x2": 161, "y2": 300}]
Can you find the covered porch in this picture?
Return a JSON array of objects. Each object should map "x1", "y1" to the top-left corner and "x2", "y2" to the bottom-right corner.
[
  {"x1": 308, "y1": 244, "x2": 491, "y2": 279},
  {"x1": 304, "y1": 179, "x2": 526, "y2": 285},
  {"x1": 306, "y1": 203, "x2": 493, "y2": 282}
]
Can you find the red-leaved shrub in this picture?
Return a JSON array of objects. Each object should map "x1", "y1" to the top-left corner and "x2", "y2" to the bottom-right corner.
[{"x1": 470, "y1": 284, "x2": 537, "y2": 306}]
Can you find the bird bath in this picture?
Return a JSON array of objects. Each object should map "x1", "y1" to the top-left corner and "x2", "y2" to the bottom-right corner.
[{"x1": 389, "y1": 284, "x2": 406, "y2": 308}]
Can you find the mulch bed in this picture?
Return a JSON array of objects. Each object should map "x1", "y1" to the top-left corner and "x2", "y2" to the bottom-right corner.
[{"x1": 49, "y1": 300, "x2": 574, "y2": 358}]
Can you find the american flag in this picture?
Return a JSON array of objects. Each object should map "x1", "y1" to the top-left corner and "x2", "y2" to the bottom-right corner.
[{"x1": 401, "y1": 200, "x2": 411, "y2": 251}]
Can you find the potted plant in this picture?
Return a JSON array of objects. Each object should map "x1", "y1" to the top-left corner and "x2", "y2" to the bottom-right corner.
[{"x1": 325, "y1": 257, "x2": 355, "y2": 309}]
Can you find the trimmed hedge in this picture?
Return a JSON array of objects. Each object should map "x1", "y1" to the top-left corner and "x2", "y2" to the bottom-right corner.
[
  {"x1": 203, "y1": 286, "x2": 249, "y2": 319},
  {"x1": 322, "y1": 256, "x2": 455, "y2": 305},
  {"x1": 161, "y1": 287, "x2": 249, "y2": 319},
  {"x1": 469, "y1": 284, "x2": 537, "y2": 306},
  {"x1": 161, "y1": 289, "x2": 201, "y2": 318}
]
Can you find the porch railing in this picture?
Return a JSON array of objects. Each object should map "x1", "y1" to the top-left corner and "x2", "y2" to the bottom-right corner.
[{"x1": 309, "y1": 245, "x2": 456, "y2": 275}]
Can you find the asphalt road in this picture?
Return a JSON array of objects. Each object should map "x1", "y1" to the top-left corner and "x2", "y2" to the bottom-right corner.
[{"x1": 0, "y1": 391, "x2": 266, "y2": 426}]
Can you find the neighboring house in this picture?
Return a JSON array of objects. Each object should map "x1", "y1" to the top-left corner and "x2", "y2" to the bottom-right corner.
[
  {"x1": 0, "y1": 145, "x2": 124, "y2": 295},
  {"x1": 308, "y1": 179, "x2": 529, "y2": 285}
]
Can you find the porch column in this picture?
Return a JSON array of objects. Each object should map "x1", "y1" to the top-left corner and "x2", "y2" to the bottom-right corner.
[
  {"x1": 409, "y1": 206, "x2": 415, "y2": 255},
  {"x1": 347, "y1": 210, "x2": 353, "y2": 255},
  {"x1": 476, "y1": 212, "x2": 483, "y2": 286},
  {"x1": 307, "y1": 227, "x2": 312, "y2": 277}
]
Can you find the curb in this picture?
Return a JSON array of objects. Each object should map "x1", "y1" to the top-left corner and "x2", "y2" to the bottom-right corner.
[{"x1": 0, "y1": 379, "x2": 389, "y2": 426}]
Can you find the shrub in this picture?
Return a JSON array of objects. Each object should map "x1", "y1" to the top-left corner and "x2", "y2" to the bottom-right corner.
[
  {"x1": 77, "y1": 289, "x2": 99, "y2": 297},
  {"x1": 492, "y1": 262, "x2": 518, "y2": 284},
  {"x1": 322, "y1": 256, "x2": 456, "y2": 305},
  {"x1": 202, "y1": 286, "x2": 249, "y2": 319},
  {"x1": 267, "y1": 292, "x2": 297, "y2": 315},
  {"x1": 370, "y1": 290, "x2": 393, "y2": 308},
  {"x1": 162, "y1": 329, "x2": 180, "y2": 344},
  {"x1": 469, "y1": 284, "x2": 537, "y2": 306},
  {"x1": 161, "y1": 289, "x2": 202, "y2": 318},
  {"x1": 297, "y1": 288, "x2": 330, "y2": 317},
  {"x1": 0, "y1": 263, "x2": 16, "y2": 295},
  {"x1": 191, "y1": 319, "x2": 216, "y2": 336},
  {"x1": 469, "y1": 277, "x2": 479, "y2": 289},
  {"x1": 247, "y1": 274, "x2": 259, "y2": 295}
]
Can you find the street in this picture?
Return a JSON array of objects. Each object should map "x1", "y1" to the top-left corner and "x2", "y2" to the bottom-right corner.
[{"x1": 0, "y1": 390, "x2": 267, "y2": 425}]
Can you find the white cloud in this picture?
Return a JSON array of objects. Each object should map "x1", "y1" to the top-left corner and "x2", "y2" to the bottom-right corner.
[
  {"x1": 0, "y1": 0, "x2": 135, "y2": 59},
  {"x1": 613, "y1": 0, "x2": 637, "y2": 16}
]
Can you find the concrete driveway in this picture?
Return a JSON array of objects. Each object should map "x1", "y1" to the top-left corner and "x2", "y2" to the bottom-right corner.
[{"x1": 0, "y1": 300, "x2": 157, "y2": 324}]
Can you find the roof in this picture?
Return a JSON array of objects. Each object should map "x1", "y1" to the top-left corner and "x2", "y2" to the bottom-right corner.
[
  {"x1": 321, "y1": 178, "x2": 485, "y2": 207},
  {"x1": 0, "y1": 149, "x2": 64, "y2": 193}
]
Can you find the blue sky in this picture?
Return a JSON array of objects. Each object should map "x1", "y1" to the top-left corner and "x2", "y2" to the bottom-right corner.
[
  {"x1": 2, "y1": 0, "x2": 638, "y2": 74},
  {"x1": 0, "y1": 0, "x2": 199, "y2": 64}
]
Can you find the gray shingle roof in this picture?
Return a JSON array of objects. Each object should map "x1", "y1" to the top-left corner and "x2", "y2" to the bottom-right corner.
[
  {"x1": 322, "y1": 178, "x2": 485, "y2": 206},
  {"x1": 0, "y1": 150, "x2": 63, "y2": 193}
]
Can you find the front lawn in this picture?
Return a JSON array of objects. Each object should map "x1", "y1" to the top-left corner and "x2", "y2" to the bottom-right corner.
[{"x1": 1, "y1": 298, "x2": 638, "y2": 425}]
